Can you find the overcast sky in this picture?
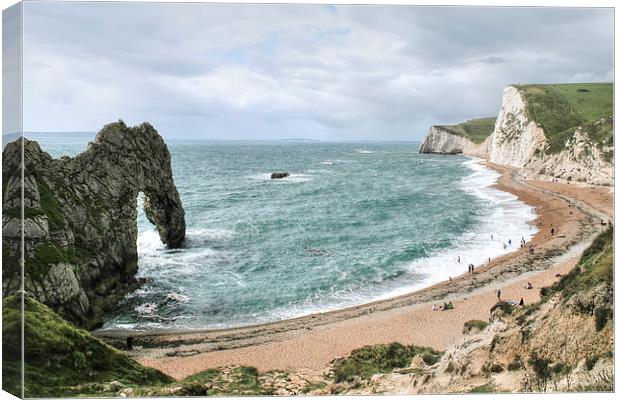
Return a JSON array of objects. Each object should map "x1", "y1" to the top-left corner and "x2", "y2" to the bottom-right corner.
[{"x1": 8, "y1": 3, "x2": 615, "y2": 140}]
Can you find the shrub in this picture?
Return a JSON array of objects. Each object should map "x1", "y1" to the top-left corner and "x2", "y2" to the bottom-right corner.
[
  {"x1": 469, "y1": 383, "x2": 496, "y2": 393},
  {"x1": 483, "y1": 362, "x2": 504, "y2": 374},
  {"x1": 594, "y1": 307, "x2": 612, "y2": 331},
  {"x1": 585, "y1": 356, "x2": 599, "y2": 371},
  {"x1": 507, "y1": 358, "x2": 521, "y2": 371},
  {"x1": 332, "y1": 343, "x2": 442, "y2": 383},
  {"x1": 444, "y1": 362, "x2": 455, "y2": 373},
  {"x1": 463, "y1": 319, "x2": 489, "y2": 334},
  {"x1": 528, "y1": 354, "x2": 551, "y2": 383},
  {"x1": 178, "y1": 381, "x2": 208, "y2": 396}
]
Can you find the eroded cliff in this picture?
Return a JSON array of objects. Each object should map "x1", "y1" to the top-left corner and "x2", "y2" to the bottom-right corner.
[
  {"x1": 419, "y1": 83, "x2": 614, "y2": 185},
  {"x1": 489, "y1": 84, "x2": 613, "y2": 185},
  {"x1": 2, "y1": 121, "x2": 186, "y2": 328},
  {"x1": 419, "y1": 117, "x2": 494, "y2": 157},
  {"x1": 418, "y1": 126, "x2": 490, "y2": 157}
]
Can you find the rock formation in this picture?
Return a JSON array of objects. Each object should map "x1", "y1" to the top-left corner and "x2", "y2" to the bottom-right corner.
[
  {"x1": 418, "y1": 126, "x2": 490, "y2": 157},
  {"x1": 271, "y1": 172, "x2": 290, "y2": 179},
  {"x1": 2, "y1": 120, "x2": 186, "y2": 328},
  {"x1": 419, "y1": 84, "x2": 614, "y2": 185}
]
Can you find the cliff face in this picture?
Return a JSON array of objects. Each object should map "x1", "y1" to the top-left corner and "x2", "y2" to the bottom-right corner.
[
  {"x1": 419, "y1": 84, "x2": 614, "y2": 186},
  {"x1": 487, "y1": 85, "x2": 548, "y2": 167},
  {"x1": 488, "y1": 86, "x2": 613, "y2": 185},
  {"x1": 418, "y1": 126, "x2": 489, "y2": 157},
  {"x1": 2, "y1": 121, "x2": 186, "y2": 328}
]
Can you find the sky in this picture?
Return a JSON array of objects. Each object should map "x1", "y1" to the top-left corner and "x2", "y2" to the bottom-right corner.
[{"x1": 4, "y1": 2, "x2": 615, "y2": 140}]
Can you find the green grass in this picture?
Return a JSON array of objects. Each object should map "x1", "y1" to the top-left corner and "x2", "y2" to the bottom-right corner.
[
  {"x1": 550, "y1": 83, "x2": 613, "y2": 122},
  {"x1": 332, "y1": 342, "x2": 442, "y2": 383},
  {"x1": 463, "y1": 319, "x2": 489, "y2": 333},
  {"x1": 436, "y1": 117, "x2": 496, "y2": 144},
  {"x1": 148, "y1": 367, "x2": 263, "y2": 397},
  {"x1": 540, "y1": 226, "x2": 613, "y2": 303},
  {"x1": 25, "y1": 241, "x2": 93, "y2": 284},
  {"x1": 36, "y1": 178, "x2": 66, "y2": 232},
  {"x1": 469, "y1": 383, "x2": 496, "y2": 393},
  {"x1": 2, "y1": 295, "x2": 172, "y2": 397},
  {"x1": 515, "y1": 83, "x2": 613, "y2": 153}
]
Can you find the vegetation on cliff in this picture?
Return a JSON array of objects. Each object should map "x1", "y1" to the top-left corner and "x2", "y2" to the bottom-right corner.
[
  {"x1": 332, "y1": 343, "x2": 442, "y2": 383},
  {"x1": 515, "y1": 83, "x2": 613, "y2": 153},
  {"x1": 435, "y1": 117, "x2": 496, "y2": 144},
  {"x1": 2, "y1": 295, "x2": 173, "y2": 398}
]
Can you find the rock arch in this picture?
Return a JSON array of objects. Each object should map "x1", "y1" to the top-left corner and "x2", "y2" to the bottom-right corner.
[{"x1": 2, "y1": 121, "x2": 186, "y2": 328}]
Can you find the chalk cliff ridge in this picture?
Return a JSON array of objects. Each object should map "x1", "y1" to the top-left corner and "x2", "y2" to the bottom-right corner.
[
  {"x1": 2, "y1": 120, "x2": 186, "y2": 328},
  {"x1": 419, "y1": 84, "x2": 614, "y2": 185},
  {"x1": 418, "y1": 126, "x2": 490, "y2": 158}
]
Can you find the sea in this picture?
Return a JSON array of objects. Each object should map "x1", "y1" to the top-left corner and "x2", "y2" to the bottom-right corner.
[{"x1": 26, "y1": 133, "x2": 538, "y2": 331}]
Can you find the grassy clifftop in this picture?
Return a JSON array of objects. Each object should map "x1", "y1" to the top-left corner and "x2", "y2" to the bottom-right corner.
[
  {"x1": 514, "y1": 83, "x2": 613, "y2": 153},
  {"x1": 435, "y1": 117, "x2": 496, "y2": 144},
  {"x1": 2, "y1": 295, "x2": 172, "y2": 397}
]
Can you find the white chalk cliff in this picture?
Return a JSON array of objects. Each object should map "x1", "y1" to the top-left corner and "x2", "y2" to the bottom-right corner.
[
  {"x1": 418, "y1": 126, "x2": 490, "y2": 158},
  {"x1": 419, "y1": 85, "x2": 614, "y2": 185}
]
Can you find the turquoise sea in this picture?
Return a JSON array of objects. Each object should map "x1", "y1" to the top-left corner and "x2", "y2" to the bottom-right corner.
[{"x1": 28, "y1": 134, "x2": 537, "y2": 330}]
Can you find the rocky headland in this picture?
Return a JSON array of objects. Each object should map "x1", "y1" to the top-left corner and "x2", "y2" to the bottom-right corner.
[
  {"x1": 418, "y1": 117, "x2": 494, "y2": 157},
  {"x1": 419, "y1": 83, "x2": 614, "y2": 186},
  {"x1": 2, "y1": 120, "x2": 186, "y2": 329}
]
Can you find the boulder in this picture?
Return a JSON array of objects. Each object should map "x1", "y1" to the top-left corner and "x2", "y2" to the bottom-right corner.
[{"x1": 271, "y1": 172, "x2": 290, "y2": 179}]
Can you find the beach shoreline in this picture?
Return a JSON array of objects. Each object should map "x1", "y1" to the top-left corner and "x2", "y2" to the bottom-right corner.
[{"x1": 95, "y1": 164, "x2": 612, "y2": 379}]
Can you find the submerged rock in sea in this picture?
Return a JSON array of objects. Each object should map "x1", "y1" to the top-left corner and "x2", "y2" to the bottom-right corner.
[
  {"x1": 1, "y1": 120, "x2": 186, "y2": 328},
  {"x1": 271, "y1": 172, "x2": 290, "y2": 179}
]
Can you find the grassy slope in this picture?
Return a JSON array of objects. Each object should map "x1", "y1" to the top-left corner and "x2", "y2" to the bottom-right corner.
[
  {"x1": 331, "y1": 342, "x2": 442, "y2": 383},
  {"x1": 514, "y1": 83, "x2": 613, "y2": 153},
  {"x1": 436, "y1": 117, "x2": 496, "y2": 144},
  {"x1": 540, "y1": 226, "x2": 613, "y2": 313},
  {"x1": 2, "y1": 295, "x2": 172, "y2": 398}
]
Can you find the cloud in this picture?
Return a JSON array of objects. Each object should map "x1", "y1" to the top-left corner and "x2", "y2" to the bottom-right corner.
[{"x1": 18, "y1": 3, "x2": 613, "y2": 140}]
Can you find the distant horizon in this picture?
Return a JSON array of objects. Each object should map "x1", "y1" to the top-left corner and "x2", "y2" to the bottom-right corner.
[{"x1": 15, "y1": 131, "x2": 421, "y2": 144}]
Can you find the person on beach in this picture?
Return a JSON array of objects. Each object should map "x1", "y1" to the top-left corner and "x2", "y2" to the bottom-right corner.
[
  {"x1": 519, "y1": 298, "x2": 524, "y2": 307},
  {"x1": 496, "y1": 289, "x2": 501, "y2": 301},
  {"x1": 432, "y1": 304, "x2": 437, "y2": 311},
  {"x1": 471, "y1": 264, "x2": 474, "y2": 274},
  {"x1": 503, "y1": 243, "x2": 507, "y2": 249},
  {"x1": 508, "y1": 239, "x2": 512, "y2": 245},
  {"x1": 491, "y1": 234, "x2": 494, "y2": 240},
  {"x1": 526, "y1": 282, "x2": 533, "y2": 289},
  {"x1": 488, "y1": 257, "x2": 491, "y2": 264},
  {"x1": 458, "y1": 256, "x2": 460, "y2": 263},
  {"x1": 551, "y1": 227, "x2": 555, "y2": 235}
]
